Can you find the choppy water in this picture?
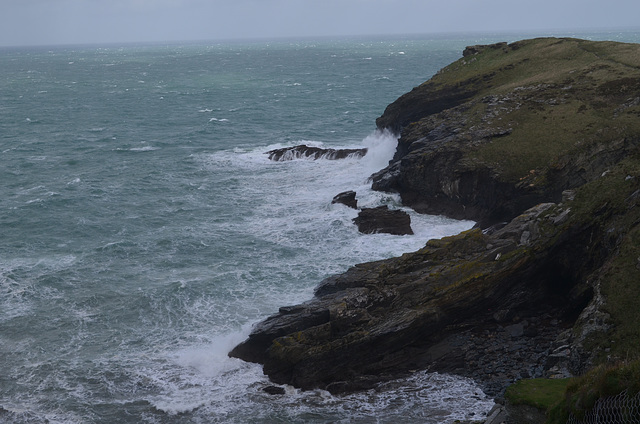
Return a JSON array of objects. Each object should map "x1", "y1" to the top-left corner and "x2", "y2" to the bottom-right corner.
[{"x1": 1, "y1": 31, "x2": 639, "y2": 423}]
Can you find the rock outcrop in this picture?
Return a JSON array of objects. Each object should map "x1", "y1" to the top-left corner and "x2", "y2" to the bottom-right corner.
[
  {"x1": 352, "y1": 206, "x2": 413, "y2": 235},
  {"x1": 331, "y1": 190, "x2": 358, "y2": 209},
  {"x1": 231, "y1": 38, "x2": 640, "y2": 398},
  {"x1": 267, "y1": 145, "x2": 367, "y2": 161}
]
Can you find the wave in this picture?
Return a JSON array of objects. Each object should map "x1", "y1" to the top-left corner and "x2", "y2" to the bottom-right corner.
[
  {"x1": 113, "y1": 146, "x2": 159, "y2": 152},
  {"x1": 128, "y1": 146, "x2": 159, "y2": 152},
  {"x1": 148, "y1": 335, "x2": 493, "y2": 422}
]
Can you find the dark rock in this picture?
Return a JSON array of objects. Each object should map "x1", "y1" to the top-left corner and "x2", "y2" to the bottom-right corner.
[
  {"x1": 332, "y1": 190, "x2": 358, "y2": 209},
  {"x1": 267, "y1": 145, "x2": 367, "y2": 161},
  {"x1": 352, "y1": 206, "x2": 413, "y2": 235},
  {"x1": 263, "y1": 385, "x2": 286, "y2": 395},
  {"x1": 505, "y1": 323, "x2": 524, "y2": 338},
  {"x1": 229, "y1": 200, "x2": 595, "y2": 394}
]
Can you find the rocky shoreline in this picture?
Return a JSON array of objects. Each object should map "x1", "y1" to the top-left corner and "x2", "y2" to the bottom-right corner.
[{"x1": 229, "y1": 37, "x2": 640, "y2": 414}]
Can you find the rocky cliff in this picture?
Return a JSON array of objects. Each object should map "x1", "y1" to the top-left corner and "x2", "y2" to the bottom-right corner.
[{"x1": 230, "y1": 38, "x2": 640, "y2": 398}]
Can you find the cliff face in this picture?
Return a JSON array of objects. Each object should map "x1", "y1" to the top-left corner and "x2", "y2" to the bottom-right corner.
[
  {"x1": 373, "y1": 38, "x2": 640, "y2": 227},
  {"x1": 229, "y1": 38, "x2": 640, "y2": 396}
]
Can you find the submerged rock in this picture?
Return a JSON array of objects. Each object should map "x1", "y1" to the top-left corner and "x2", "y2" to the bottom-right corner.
[
  {"x1": 262, "y1": 385, "x2": 286, "y2": 395},
  {"x1": 266, "y1": 145, "x2": 367, "y2": 161},
  {"x1": 352, "y1": 206, "x2": 413, "y2": 235}
]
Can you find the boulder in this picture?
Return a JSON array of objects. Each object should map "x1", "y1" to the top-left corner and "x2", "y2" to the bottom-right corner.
[
  {"x1": 352, "y1": 206, "x2": 413, "y2": 235},
  {"x1": 331, "y1": 191, "x2": 358, "y2": 209}
]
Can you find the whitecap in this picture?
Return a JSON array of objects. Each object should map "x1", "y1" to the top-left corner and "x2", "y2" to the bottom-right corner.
[
  {"x1": 114, "y1": 146, "x2": 159, "y2": 152},
  {"x1": 129, "y1": 146, "x2": 159, "y2": 152},
  {"x1": 209, "y1": 118, "x2": 229, "y2": 122}
]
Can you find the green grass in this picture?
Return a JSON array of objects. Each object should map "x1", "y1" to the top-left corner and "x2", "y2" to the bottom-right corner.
[
  {"x1": 547, "y1": 360, "x2": 640, "y2": 423},
  {"x1": 505, "y1": 362, "x2": 640, "y2": 423},
  {"x1": 505, "y1": 378, "x2": 570, "y2": 411}
]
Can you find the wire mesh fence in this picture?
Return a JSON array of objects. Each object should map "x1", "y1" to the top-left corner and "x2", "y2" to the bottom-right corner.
[{"x1": 567, "y1": 390, "x2": 640, "y2": 424}]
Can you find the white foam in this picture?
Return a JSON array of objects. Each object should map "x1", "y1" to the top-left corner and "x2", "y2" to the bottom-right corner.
[
  {"x1": 128, "y1": 146, "x2": 159, "y2": 152},
  {"x1": 195, "y1": 130, "x2": 473, "y2": 287},
  {"x1": 359, "y1": 128, "x2": 398, "y2": 175},
  {"x1": 172, "y1": 331, "x2": 250, "y2": 378}
]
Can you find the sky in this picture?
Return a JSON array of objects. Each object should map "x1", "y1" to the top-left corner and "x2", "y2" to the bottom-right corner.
[{"x1": 1, "y1": 0, "x2": 639, "y2": 47}]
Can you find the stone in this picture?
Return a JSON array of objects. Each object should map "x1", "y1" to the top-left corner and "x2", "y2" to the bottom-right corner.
[
  {"x1": 552, "y1": 208, "x2": 571, "y2": 226},
  {"x1": 484, "y1": 405, "x2": 509, "y2": 424},
  {"x1": 263, "y1": 385, "x2": 286, "y2": 395},
  {"x1": 331, "y1": 190, "x2": 358, "y2": 209},
  {"x1": 505, "y1": 323, "x2": 524, "y2": 338},
  {"x1": 352, "y1": 206, "x2": 413, "y2": 235}
]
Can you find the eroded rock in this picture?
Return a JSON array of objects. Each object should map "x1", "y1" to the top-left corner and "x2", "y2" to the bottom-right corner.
[{"x1": 352, "y1": 206, "x2": 413, "y2": 235}]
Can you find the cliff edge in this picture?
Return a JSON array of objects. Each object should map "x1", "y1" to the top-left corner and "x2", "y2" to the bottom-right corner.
[{"x1": 229, "y1": 38, "x2": 640, "y2": 398}]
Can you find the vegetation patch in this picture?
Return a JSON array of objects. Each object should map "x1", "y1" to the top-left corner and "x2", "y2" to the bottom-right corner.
[
  {"x1": 505, "y1": 378, "x2": 570, "y2": 411},
  {"x1": 547, "y1": 360, "x2": 640, "y2": 423}
]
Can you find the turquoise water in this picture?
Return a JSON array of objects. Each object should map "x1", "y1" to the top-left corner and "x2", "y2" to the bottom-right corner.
[{"x1": 1, "y1": 32, "x2": 638, "y2": 423}]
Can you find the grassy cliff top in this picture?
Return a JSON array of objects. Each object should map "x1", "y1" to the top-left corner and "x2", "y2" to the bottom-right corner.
[
  {"x1": 433, "y1": 38, "x2": 640, "y2": 95},
  {"x1": 379, "y1": 37, "x2": 640, "y2": 182}
]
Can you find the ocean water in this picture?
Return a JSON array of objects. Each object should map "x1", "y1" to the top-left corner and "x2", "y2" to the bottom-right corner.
[{"x1": 1, "y1": 32, "x2": 638, "y2": 423}]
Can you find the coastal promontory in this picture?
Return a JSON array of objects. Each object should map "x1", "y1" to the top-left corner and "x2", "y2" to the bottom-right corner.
[{"x1": 230, "y1": 37, "x2": 640, "y2": 415}]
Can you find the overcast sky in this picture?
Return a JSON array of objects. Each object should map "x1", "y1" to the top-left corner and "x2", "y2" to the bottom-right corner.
[{"x1": 1, "y1": 0, "x2": 639, "y2": 47}]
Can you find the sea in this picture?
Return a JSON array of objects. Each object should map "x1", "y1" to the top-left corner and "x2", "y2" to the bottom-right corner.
[{"x1": 1, "y1": 30, "x2": 639, "y2": 424}]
